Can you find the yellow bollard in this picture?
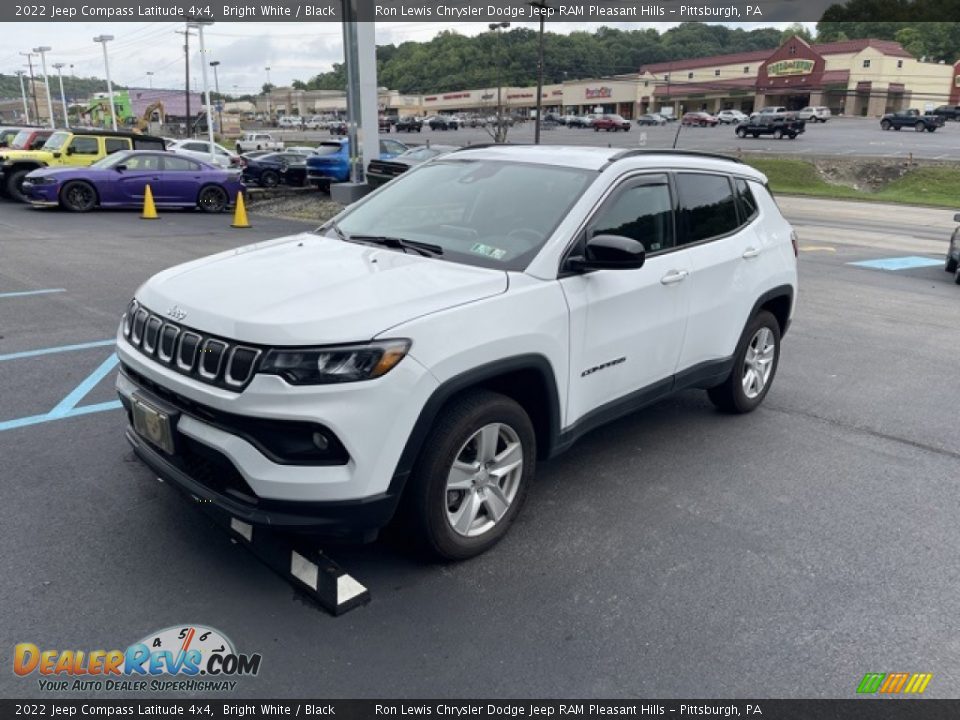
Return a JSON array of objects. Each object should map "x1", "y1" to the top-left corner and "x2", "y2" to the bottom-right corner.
[
  {"x1": 231, "y1": 191, "x2": 251, "y2": 229},
  {"x1": 141, "y1": 184, "x2": 158, "y2": 220}
]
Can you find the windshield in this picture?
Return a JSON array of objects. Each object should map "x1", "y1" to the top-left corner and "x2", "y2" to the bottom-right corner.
[
  {"x1": 335, "y1": 160, "x2": 594, "y2": 271},
  {"x1": 10, "y1": 131, "x2": 32, "y2": 149},
  {"x1": 91, "y1": 151, "x2": 133, "y2": 169},
  {"x1": 43, "y1": 132, "x2": 71, "y2": 151}
]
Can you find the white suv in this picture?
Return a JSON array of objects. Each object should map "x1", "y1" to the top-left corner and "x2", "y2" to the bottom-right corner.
[
  {"x1": 798, "y1": 106, "x2": 831, "y2": 123},
  {"x1": 116, "y1": 147, "x2": 798, "y2": 559}
]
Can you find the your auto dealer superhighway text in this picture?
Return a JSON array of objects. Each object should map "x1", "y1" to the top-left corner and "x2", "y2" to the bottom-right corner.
[{"x1": 375, "y1": 706, "x2": 639, "y2": 716}]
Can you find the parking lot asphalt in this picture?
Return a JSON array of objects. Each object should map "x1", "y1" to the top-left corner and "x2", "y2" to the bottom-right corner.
[
  {"x1": 2, "y1": 197, "x2": 959, "y2": 699},
  {"x1": 281, "y1": 116, "x2": 960, "y2": 160}
]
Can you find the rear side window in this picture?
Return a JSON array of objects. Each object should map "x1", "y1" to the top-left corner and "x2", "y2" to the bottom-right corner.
[
  {"x1": 105, "y1": 138, "x2": 129, "y2": 154},
  {"x1": 163, "y1": 156, "x2": 201, "y2": 171},
  {"x1": 70, "y1": 137, "x2": 100, "y2": 155},
  {"x1": 133, "y1": 137, "x2": 165, "y2": 151},
  {"x1": 735, "y1": 178, "x2": 758, "y2": 223},
  {"x1": 589, "y1": 176, "x2": 674, "y2": 253},
  {"x1": 676, "y1": 173, "x2": 739, "y2": 244}
]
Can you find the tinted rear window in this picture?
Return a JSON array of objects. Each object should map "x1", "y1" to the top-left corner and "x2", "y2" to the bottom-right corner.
[
  {"x1": 676, "y1": 173, "x2": 739, "y2": 244},
  {"x1": 133, "y1": 137, "x2": 166, "y2": 151}
]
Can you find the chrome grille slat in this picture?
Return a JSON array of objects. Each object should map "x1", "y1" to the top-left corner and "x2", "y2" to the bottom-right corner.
[{"x1": 125, "y1": 304, "x2": 261, "y2": 392}]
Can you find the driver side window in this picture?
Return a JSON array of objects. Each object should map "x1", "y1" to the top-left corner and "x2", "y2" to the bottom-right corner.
[{"x1": 589, "y1": 177, "x2": 675, "y2": 254}]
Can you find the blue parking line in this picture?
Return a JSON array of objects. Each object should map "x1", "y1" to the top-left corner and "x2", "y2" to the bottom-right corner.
[
  {"x1": 0, "y1": 288, "x2": 66, "y2": 299},
  {"x1": 0, "y1": 353, "x2": 122, "y2": 433},
  {"x1": 848, "y1": 256, "x2": 943, "y2": 271},
  {"x1": 0, "y1": 339, "x2": 115, "y2": 363},
  {"x1": 49, "y1": 354, "x2": 120, "y2": 417}
]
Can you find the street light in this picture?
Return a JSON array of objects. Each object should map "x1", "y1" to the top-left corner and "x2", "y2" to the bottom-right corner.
[
  {"x1": 146, "y1": 71, "x2": 154, "y2": 89},
  {"x1": 15, "y1": 70, "x2": 30, "y2": 124},
  {"x1": 187, "y1": 19, "x2": 216, "y2": 164},
  {"x1": 93, "y1": 35, "x2": 117, "y2": 130},
  {"x1": 51, "y1": 62, "x2": 68, "y2": 127},
  {"x1": 488, "y1": 22, "x2": 510, "y2": 142},
  {"x1": 210, "y1": 60, "x2": 223, "y2": 134},
  {"x1": 33, "y1": 46, "x2": 55, "y2": 129}
]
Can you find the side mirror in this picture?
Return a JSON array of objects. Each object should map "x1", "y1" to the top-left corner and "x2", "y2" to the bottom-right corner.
[
  {"x1": 115, "y1": 164, "x2": 127, "y2": 172},
  {"x1": 65, "y1": 146, "x2": 75, "y2": 155},
  {"x1": 954, "y1": 213, "x2": 960, "y2": 223},
  {"x1": 569, "y1": 234, "x2": 646, "y2": 272}
]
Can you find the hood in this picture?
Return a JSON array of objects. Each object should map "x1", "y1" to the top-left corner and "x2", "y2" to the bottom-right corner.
[
  {"x1": 136, "y1": 233, "x2": 508, "y2": 346},
  {"x1": 0, "y1": 149, "x2": 54, "y2": 165}
]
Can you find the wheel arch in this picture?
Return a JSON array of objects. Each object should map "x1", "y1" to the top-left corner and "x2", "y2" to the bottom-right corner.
[
  {"x1": 392, "y1": 354, "x2": 562, "y2": 484},
  {"x1": 751, "y1": 284, "x2": 794, "y2": 338},
  {"x1": 59, "y1": 178, "x2": 101, "y2": 208}
]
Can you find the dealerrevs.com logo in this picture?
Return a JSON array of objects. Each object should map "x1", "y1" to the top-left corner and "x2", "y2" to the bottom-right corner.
[{"x1": 14, "y1": 625, "x2": 262, "y2": 693}]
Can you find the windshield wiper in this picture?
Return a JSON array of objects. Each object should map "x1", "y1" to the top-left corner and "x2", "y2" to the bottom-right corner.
[{"x1": 348, "y1": 234, "x2": 444, "y2": 258}]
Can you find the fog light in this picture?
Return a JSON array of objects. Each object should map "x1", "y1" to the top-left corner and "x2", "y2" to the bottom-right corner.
[{"x1": 312, "y1": 432, "x2": 329, "y2": 451}]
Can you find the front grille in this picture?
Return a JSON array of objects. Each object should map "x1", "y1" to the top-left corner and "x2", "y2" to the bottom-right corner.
[{"x1": 121, "y1": 300, "x2": 262, "y2": 391}]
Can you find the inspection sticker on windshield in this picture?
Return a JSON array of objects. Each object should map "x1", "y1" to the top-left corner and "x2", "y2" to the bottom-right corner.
[{"x1": 470, "y1": 243, "x2": 507, "y2": 260}]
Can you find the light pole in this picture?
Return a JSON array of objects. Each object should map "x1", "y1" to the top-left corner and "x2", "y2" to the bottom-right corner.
[
  {"x1": 265, "y1": 66, "x2": 272, "y2": 122},
  {"x1": 210, "y1": 60, "x2": 223, "y2": 134},
  {"x1": 146, "y1": 71, "x2": 154, "y2": 89},
  {"x1": 51, "y1": 62, "x2": 68, "y2": 127},
  {"x1": 33, "y1": 46, "x2": 54, "y2": 129},
  {"x1": 20, "y1": 52, "x2": 39, "y2": 122},
  {"x1": 93, "y1": 35, "x2": 117, "y2": 130},
  {"x1": 488, "y1": 22, "x2": 510, "y2": 142},
  {"x1": 188, "y1": 19, "x2": 216, "y2": 163},
  {"x1": 15, "y1": 71, "x2": 30, "y2": 124}
]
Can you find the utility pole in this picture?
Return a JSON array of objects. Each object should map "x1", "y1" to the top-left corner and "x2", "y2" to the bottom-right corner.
[
  {"x1": 528, "y1": 0, "x2": 551, "y2": 145},
  {"x1": 93, "y1": 35, "x2": 117, "y2": 130},
  {"x1": 15, "y1": 71, "x2": 30, "y2": 124},
  {"x1": 175, "y1": 27, "x2": 196, "y2": 136},
  {"x1": 52, "y1": 62, "x2": 68, "y2": 127},
  {"x1": 34, "y1": 46, "x2": 54, "y2": 129},
  {"x1": 20, "y1": 52, "x2": 40, "y2": 122},
  {"x1": 265, "y1": 66, "x2": 272, "y2": 123},
  {"x1": 146, "y1": 71, "x2": 154, "y2": 89},
  {"x1": 488, "y1": 22, "x2": 510, "y2": 143}
]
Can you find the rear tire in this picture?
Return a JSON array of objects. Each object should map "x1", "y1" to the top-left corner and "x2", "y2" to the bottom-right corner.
[
  {"x1": 736, "y1": 128, "x2": 746, "y2": 138},
  {"x1": 880, "y1": 120, "x2": 891, "y2": 131},
  {"x1": 407, "y1": 390, "x2": 535, "y2": 560},
  {"x1": 59, "y1": 180, "x2": 97, "y2": 212},
  {"x1": 260, "y1": 170, "x2": 279, "y2": 188},
  {"x1": 708, "y1": 310, "x2": 781, "y2": 414},
  {"x1": 197, "y1": 185, "x2": 228, "y2": 213}
]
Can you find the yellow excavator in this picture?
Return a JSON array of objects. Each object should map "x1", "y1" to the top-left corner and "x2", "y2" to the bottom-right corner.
[{"x1": 135, "y1": 101, "x2": 165, "y2": 133}]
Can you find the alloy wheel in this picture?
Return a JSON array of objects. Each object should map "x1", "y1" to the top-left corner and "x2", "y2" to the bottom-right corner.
[{"x1": 742, "y1": 327, "x2": 776, "y2": 399}]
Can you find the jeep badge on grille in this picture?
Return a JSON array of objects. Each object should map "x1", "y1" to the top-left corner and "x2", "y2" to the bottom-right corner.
[{"x1": 167, "y1": 305, "x2": 187, "y2": 321}]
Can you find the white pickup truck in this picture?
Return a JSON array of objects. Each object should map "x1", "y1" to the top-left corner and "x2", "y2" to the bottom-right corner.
[{"x1": 234, "y1": 132, "x2": 284, "y2": 155}]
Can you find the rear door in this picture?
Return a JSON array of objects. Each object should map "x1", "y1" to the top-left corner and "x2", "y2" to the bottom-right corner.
[
  {"x1": 673, "y1": 172, "x2": 765, "y2": 374},
  {"x1": 159, "y1": 155, "x2": 204, "y2": 204}
]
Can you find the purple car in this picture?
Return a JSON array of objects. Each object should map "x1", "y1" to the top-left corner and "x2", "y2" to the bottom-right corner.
[{"x1": 22, "y1": 150, "x2": 244, "y2": 213}]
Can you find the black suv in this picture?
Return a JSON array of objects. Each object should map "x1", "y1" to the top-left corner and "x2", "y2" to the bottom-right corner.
[
  {"x1": 395, "y1": 116, "x2": 423, "y2": 133},
  {"x1": 735, "y1": 115, "x2": 805, "y2": 139}
]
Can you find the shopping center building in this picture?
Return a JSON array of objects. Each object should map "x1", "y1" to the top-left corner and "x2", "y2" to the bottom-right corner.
[{"x1": 258, "y1": 35, "x2": 959, "y2": 121}]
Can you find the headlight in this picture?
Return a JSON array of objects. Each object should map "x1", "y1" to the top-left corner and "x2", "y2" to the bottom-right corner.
[
  {"x1": 259, "y1": 339, "x2": 411, "y2": 385},
  {"x1": 27, "y1": 176, "x2": 59, "y2": 185},
  {"x1": 121, "y1": 298, "x2": 139, "y2": 337}
]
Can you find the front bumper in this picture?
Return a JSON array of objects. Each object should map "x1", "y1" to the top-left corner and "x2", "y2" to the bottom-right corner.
[
  {"x1": 21, "y1": 180, "x2": 59, "y2": 204},
  {"x1": 116, "y1": 333, "x2": 439, "y2": 533}
]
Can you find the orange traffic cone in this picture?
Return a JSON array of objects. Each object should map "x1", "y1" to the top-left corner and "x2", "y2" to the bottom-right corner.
[
  {"x1": 231, "y1": 191, "x2": 251, "y2": 229},
  {"x1": 141, "y1": 184, "x2": 158, "y2": 220}
]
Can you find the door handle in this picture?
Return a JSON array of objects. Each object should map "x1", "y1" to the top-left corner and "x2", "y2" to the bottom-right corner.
[
  {"x1": 742, "y1": 247, "x2": 761, "y2": 259},
  {"x1": 660, "y1": 269, "x2": 689, "y2": 285}
]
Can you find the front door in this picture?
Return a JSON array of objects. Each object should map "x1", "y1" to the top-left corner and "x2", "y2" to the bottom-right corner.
[
  {"x1": 113, "y1": 153, "x2": 163, "y2": 205},
  {"x1": 62, "y1": 136, "x2": 102, "y2": 167},
  {"x1": 560, "y1": 174, "x2": 691, "y2": 427}
]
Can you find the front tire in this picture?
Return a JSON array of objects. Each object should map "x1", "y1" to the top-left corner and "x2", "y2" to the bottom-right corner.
[
  {"x1": 708, "y1": 310, "x2": 781, "y2": 414},
  {"x1": 59, "y1": 180, "x2": 97, "y2": 212},
  {"x1": 408, "y1": 390, "x2": 535, "y2": 560},
  {"x1": 5, "y1": 168, "x2": 31, "y2": 202},
  {"x1": 259, "y1": 170, "x2": 279, "y2": 188}
]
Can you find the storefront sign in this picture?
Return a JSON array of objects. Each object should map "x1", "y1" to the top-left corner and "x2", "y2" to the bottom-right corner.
[
  {"x1": 443, "y1": 92, "x2": 471, "y2": 100},
  {"x1": 767, "y1": 59, "x2": 814, "y2": 77},
  {"x1": 585, "y1": 87, "x2": 613, "y2": 99}
]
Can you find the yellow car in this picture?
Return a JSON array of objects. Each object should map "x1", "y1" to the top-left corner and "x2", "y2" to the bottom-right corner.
[{"x1": 0, "y1": 129, "x2": 165, "y2": 202}]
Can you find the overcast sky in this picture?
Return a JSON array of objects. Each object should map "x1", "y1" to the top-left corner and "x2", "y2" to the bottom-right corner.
[{"x1": 1, "y1": 21, "x2": 812, "y2": 95}]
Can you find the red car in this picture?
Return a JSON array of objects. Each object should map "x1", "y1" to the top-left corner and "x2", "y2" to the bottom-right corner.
[
  {"x1": 682, "y1": 112, "x2": 719, "y2": 127},
  {"x1": 592, "y1": 114, "x2": 631, "y2": 132}
]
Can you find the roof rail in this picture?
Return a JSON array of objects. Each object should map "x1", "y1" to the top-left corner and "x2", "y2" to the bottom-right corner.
[
  {"x1": 450, "y1": 142, "x2": 522, "y2": 152},
  {"x1": 603, "y1": 148, "x2": 744, "y2": 168}
]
